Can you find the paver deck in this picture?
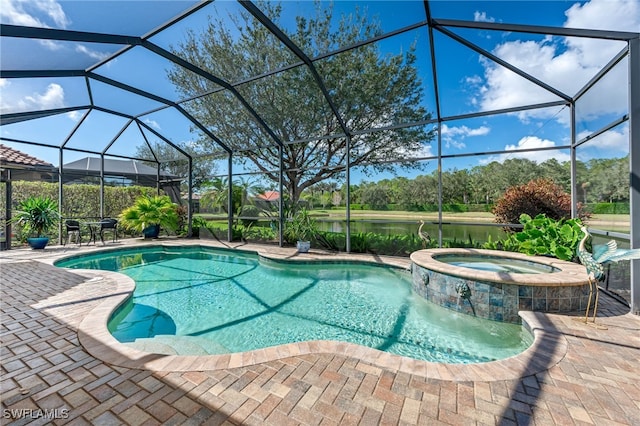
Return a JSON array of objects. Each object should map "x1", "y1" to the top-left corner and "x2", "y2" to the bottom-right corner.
[{"x1": 1, "y1": 238, "x2": 639, "y2": 425}]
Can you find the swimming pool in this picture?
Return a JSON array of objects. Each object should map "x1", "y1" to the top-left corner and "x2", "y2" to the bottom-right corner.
[{"x1": 56, "y1": 246, "x2": 532, "y2": 363}]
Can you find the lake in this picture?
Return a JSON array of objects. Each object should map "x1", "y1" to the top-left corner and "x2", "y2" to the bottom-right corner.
[{"x1": 316, "y1": 219, "x2": 509, "y2": 245}]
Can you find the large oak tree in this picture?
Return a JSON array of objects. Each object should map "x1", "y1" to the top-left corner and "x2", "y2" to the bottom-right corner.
[{"x1": 168, "y1": 1, "x2": 434, "y2": 205}]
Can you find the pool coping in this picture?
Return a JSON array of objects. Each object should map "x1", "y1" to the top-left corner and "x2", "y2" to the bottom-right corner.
[
  {"x1": 411, "y1": 248, "x2": 589, "y2": 286},
  {"x1": 68, "y1": 242, "x2": 568, "y2": 382}
]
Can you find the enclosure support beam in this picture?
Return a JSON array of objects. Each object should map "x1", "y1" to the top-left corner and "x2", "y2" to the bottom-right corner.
[
  {"x1": 346, "y1": 136, "x2": 352, "y2": 253},
  {"x1": 187, "y1": 157, "x2": 193, "y2": 238},
  {"x1": 278, "y1": 146, "x2": 284, "y2": 248},
  {"x1": 100, "y1": 155, "x2": 105, "y2": 219},
  {"x1": 2, "y1": 170, "x2": 12, "y2": 250},
  {"x1": 570, "y1": 103, "x2": 578, "y2": 218},
  {"x1": 227, "y1": 154, "x2": 233, "y2": 243},
  {"x1": 156, "y1": 164, "x2": 161, "y2": 195},
  {"x1": 629, "y1": 36, "x2": 640, "y2": 315},
  {"x1": 437, "y1": 123, "x2": 443, "y2": 247},
  {"x1": 58, "y1": 148, "x2": 64, "y2": 245}
]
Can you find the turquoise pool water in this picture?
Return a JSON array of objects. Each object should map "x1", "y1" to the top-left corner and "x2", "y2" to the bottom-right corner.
[
  {"x1": 436, "y1": 255, "x2": 558, "y2": 274},
  {"x1": 56, "y1": 246, "x2": 532, "y2": 363}
]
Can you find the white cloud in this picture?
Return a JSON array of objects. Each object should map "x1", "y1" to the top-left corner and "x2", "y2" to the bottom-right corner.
[
  {"x1": 66, "y1": 110, "x2": 81, "y2": 122},
  {"x1": 1, "y1": 0, "x2": 70, "y2": 51},
  {"x1": 0, "y1": 0, "x2": 70, "y2": 28},
  {"x1": 75, "y1": 45, "x2": 110, "y2": 61},
  {"x1": 474, "y1": 11, "x2": 495, "y2": 23},
  {"x1": 441, "y1": 124, "x2": 490, "y2": 149},
  {"x1": 25, "y1": 83, "x2": 65, "y2": 109},
  {"x1": 0, "y1": 79, "x2": 9, "y2": 88},
  {"x1": 144, "y1": 119, "x2": 161, "y2": 130},
  {"x1": 577, "y1": 125, "x2": 629, "y2": 151},
  {"x1": 480, "y1": 136, "x2": 571, "y2": 164},
  {"x1": 474, "y1": 0, "x2": 638, "y2": 124},
  {"x1": 1, "y1": 83, "x2": 65, "y2": 114}
]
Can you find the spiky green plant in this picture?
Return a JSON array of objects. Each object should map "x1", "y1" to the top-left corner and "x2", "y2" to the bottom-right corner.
[
  {"x1": 12, "y1": 196, "x2": 60, "y2": 237},
  {"x1": 119, "y1": 195, "x2": 179, "y2": 234}
]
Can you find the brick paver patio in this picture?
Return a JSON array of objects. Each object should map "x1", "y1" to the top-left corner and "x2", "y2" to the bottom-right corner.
[{"x1": 1, "y1": 240, "x2": 639, "y2": 425}]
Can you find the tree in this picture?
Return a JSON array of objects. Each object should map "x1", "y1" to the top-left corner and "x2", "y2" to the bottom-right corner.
[
  {"x1": 200, "y1": 177, "x2": 259, "y2": 215},
  {"x1": 587, "y1": 157, "x2": 629, "y2": 203},
  {"x1": 408, "y1": 174, "x2": 437, "y2": 206},
  {"x1": 168, "y1": 1, "x2": 434, "y2": 207},
  {"x1": 359, "y1": 182, "x2": 390, "y2": 209},
  {"x1": 135, "y1": 142, "x2": 218, "y2": 191},
  {"x1": 539, "y1": 158, "x2": 571, "y2": 192}
]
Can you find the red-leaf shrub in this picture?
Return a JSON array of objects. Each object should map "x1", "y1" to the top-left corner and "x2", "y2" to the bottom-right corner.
[{"x1": 493, "y1": 178, "x2": 588, "y2": 227}]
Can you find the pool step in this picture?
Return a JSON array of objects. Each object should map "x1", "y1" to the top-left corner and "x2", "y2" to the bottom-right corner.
[
  {"x1": 125, "y1": 335, "x2": 230, "y2": 356},
  {"x1": 122, "y1": 340, "x2": 178, "y2": 355}
]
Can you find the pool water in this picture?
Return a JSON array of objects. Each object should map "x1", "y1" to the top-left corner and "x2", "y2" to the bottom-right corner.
[
  {"x1": 56, "y1": 246, "x2": 532, "y2": 363},
  {"x1": 436, "y1": 255, "x2": 558, "y2": 274}
]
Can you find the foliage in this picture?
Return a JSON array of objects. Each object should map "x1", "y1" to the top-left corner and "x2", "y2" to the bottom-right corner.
[
  {"x1": 314, "y1": 231, "x2": 347, "y2": 252},
  {"x1": 345, "y1": 156, "x2": 627, "y2": 211},
  {"x1": 190, "y1": 216, "x2": 208, "y2": 238},
  {"x1": 492, "y1": 178, "x2": 588, "y2": 228},
  {"x1": 483, "y1": 214, "x2": 583, "y2": 261},
  {"x1": 194, "y1": 156, "x2": 628, "y2": 214},
  {"x1": 199, "y1": 177, "x2": 260, "y2": 216},
  {"x1": 239, "y1": 205, "x2": 261, "y2": 227},
  {"x1": 313, "y1": 231, "x2": 481, "y2": 256},
  {"x1": 243, "y1": 225, "x2": 277, "y2": 242},
  {"x1": 441, "y1": 235, "x2": 482, "y2": 249},
  {"x1": 358, "y1": 183, "x2": 391, "y2": 209},
  {"x1": 119, "y1": 195, "x2": 179, "y2": 234},
  {"x1": 11, "y1": 196, "x2": 60, "y2": 237},
  {"x1": 194, "y1": 219, "x2": 277, "y2": 243},
  {"x1": 582, "y1": 157, "x2": 629, "y2": 203},
  {"x1": 482, "y1": 234, "x2": 522, "y2": 253},
  {"x1": 2, "y1": 181, "x2": 157, "y2": 221},
  {"x1": 174, "y1": 205, "x2": 189, "y2": 236},
  {"x1": 284, "y1": 209, "x2": 318, "y2": 243},
  {"x1": 168, "y1": 1, "x2": 434, "y2": 205},
  {"x1": 586, "y1": 202, "x2": 630, "y2": 215}
]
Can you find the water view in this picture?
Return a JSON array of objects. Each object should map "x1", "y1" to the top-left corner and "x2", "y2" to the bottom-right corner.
[{"x1": 316, "y1": 219, "x2": 508, "y2": 244}]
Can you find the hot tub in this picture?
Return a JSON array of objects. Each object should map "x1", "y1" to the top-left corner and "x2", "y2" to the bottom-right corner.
[{"x1": 410, "y1": 248, "x2": 590, "y2": 323}]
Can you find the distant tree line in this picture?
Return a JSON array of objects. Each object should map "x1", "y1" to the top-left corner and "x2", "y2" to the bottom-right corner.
[{"x1": 301, "y1": 156, "x2": 629, "y2": 210}]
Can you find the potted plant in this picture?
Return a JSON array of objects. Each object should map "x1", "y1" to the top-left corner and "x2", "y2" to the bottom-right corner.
[
  {"x1": 119, "y1": 195, "x2": 179, "y2": 239},
  {"x1": 11, "y1": 196, "x2": 60, "y2": 249},
  {"x1": 285, "y1": 208, "x2": 318, "y2": 253}
]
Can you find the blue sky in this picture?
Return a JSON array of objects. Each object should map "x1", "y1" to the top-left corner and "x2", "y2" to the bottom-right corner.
[{"x1": 1, "y1": 0, "x2": 638, "y2": 186}]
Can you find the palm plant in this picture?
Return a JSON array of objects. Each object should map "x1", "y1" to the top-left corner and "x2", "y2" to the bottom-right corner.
[{"x1": 119, "y1": 195, "x2": 179, "y2": 236}]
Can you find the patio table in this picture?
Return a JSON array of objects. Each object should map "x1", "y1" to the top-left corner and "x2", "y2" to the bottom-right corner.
[{"x1": 83, "y1": 222, "x2": 101, "y2": 245}]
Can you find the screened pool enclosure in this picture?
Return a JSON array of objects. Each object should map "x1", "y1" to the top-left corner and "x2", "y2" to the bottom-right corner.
[{"x1": 1, "y1": 0, "x2": 639, "y2": 313}]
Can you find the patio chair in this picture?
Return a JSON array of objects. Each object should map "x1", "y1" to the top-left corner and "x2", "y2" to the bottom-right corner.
[
  {"x1": 63, "y1": 220, "x2": 82, "y2": 246},
  {"x1": 99, "y1": 218, "x2": 118, "y2": 243}
]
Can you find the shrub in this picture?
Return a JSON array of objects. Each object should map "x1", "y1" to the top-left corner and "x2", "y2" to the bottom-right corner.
[
  {"x1": 483, "y1": 213, "x2": 583, "y2": 261},
  {"x1": 283, "y1": 209, "x2": 318, "y2": 243},
  {"x1": 238, "y1": 204, "x2": 261, "y2": 227},
  {"x1": 493, "y1": 178, "x2": 588, "y2": 228}
]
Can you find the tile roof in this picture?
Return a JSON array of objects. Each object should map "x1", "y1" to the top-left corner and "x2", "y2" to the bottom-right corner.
[
  {"x1": 0, "y1": 144, "x2": 53, "y2": 167},
  {"x1": 256, "y1": 190, "x2": 280, "y2": 201}
]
